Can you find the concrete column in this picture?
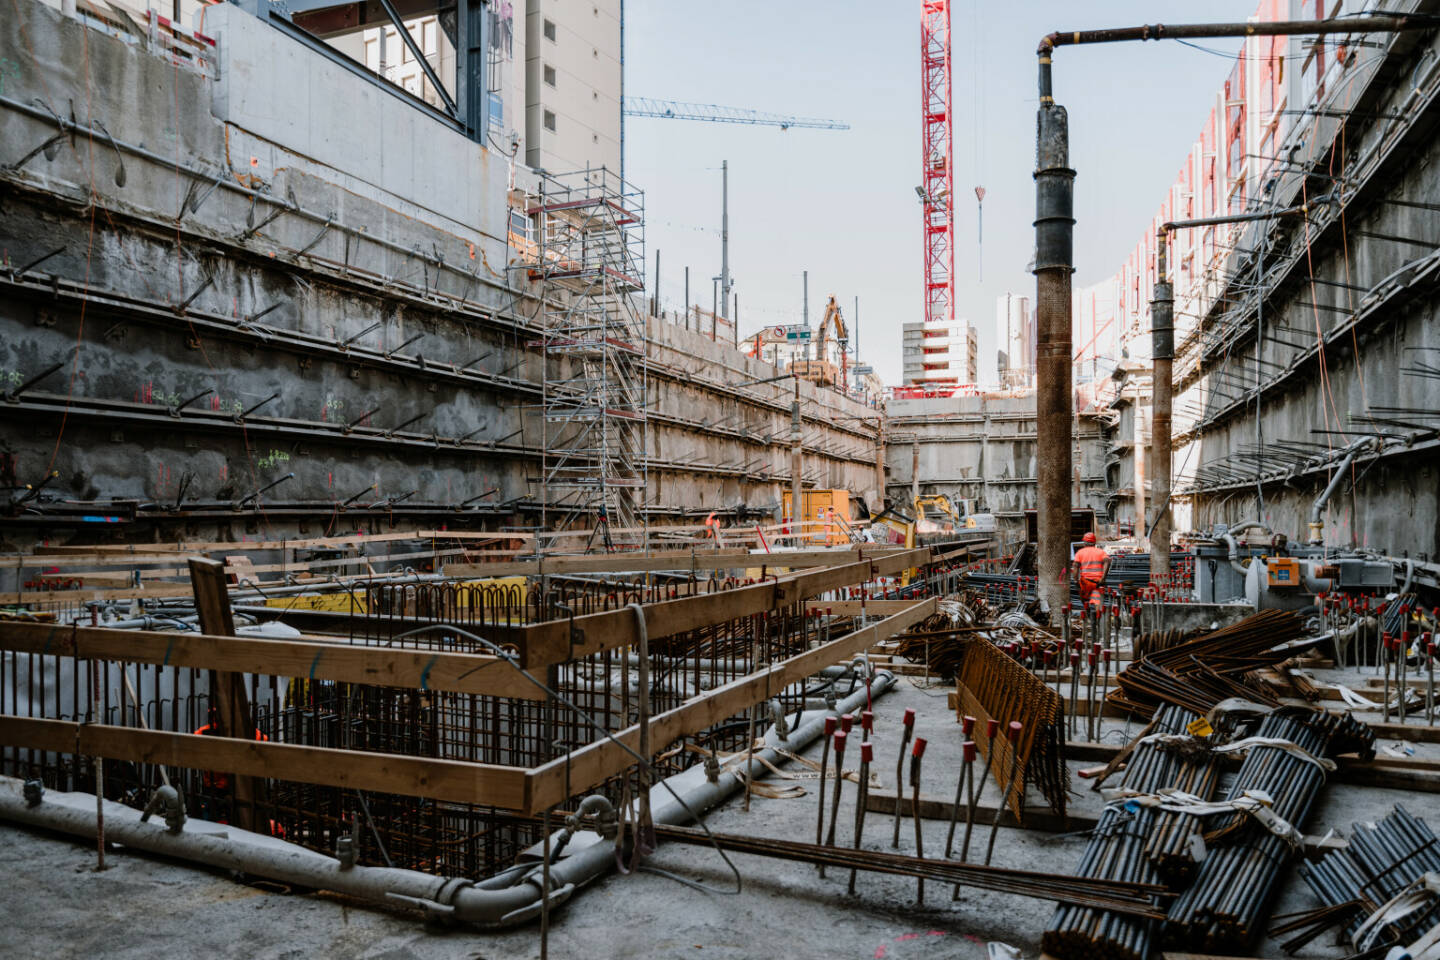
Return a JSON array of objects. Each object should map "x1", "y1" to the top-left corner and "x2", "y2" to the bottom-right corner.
[
  {"x1": 910, "y1": 440, "x2": 920, "y2": 505},
  {"x1": 1150, "y1": 232, "x2": 1174, "y2": 584},
  {"x1": 1033, "y1": 58, "x2": 1075, "y2": 614}
]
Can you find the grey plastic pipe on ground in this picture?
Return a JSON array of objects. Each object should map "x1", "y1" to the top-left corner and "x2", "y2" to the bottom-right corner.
[{"x1": 0, "y1": 669, "x2": 895, "y2": 929}]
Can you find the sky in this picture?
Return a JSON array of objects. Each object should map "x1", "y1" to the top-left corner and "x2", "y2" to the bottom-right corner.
[{"x1": 622, "y1": 0, "x2": 1259, "y2": 386}]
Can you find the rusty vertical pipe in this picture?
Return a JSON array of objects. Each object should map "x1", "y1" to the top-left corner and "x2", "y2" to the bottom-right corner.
[
  {"x1": 790, "y1": 379, "x2": 804, "y2": 540},
  {"x1": 911, "y1": 440, "x2": 920, "y2": 506},
  {"x1": 1150, "y1": 231, "x2": 1174, "y2": 586},
  {"x1": 1033, "y1": 54, "x2": 1075, "y2": 615}
]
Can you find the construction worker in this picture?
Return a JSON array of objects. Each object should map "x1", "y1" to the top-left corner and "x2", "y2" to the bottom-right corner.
[{"x1": 1073, "y1": 532, "x2": 1110, "y2": 613}]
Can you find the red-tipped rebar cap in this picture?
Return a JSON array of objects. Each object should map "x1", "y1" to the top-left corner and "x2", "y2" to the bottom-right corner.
[
  {"x1": 841, "y1": 713, "x2": 854, "y2": 733},
  {"x1": 963, "y1": 741, "x2": 977, "y2": 763},
  {"x1": 903, "y1": 708, "x2": 916, "y2": 728},
  {"x1": 1007, "y1": 721, "x2": 1023, "y2": 742},
  {"x1": 986, "y1": 718, "x2": 1000, "y2": 738},
  {"x1": 1070, "y1": 652, "x2": 1080, "y2": 667},
  {"x1": 861, "y1": 742, "x2": 874, "y2": 764},
  {"x1": 1102, "y1": 649, "x2": 1112, "y2": 663},
  {"x1": 861, "y1": 710, "x2": 874, "y2": 732},
  {"x1": 824, "y1": 716, "x2": 837, "y2": 736},
  {"x1": 962, "y1": 715, "x2": 976, "y2": 735},
  {"x1": 833, "y1": 730, "x2": 847, "y2": 755},
  {"x1": 912, "y1": 736, "x2": 927, "y2": 759}
]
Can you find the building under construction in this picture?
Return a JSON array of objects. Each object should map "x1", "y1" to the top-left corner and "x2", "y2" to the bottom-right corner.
[{"x1": 4, "y1": 2, "x2": 1440, "y2": 959}]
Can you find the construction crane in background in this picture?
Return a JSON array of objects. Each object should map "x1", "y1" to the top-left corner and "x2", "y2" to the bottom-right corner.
[
  {"x1": 918, "y1": 1, "x2": 955, "y2": 353},
  {"x1": 624, "y1": 97, "x2": 849, "y2": 131}
]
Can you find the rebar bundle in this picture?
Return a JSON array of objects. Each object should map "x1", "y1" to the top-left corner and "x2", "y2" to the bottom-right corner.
[
  {"x1": 1297, "y1": 805, "x2": 1440, "y2": 951},
  {"x1": 1164, "y1": 708, "x2": 1368, "y2": 952},
  {"x1": 1043, "y1": 705, "x2": 1205, "y2": 960},
  {"x1": 1108, "y1": 610, "x2": 1307, "y2": 718},
  {"x1": 952, "y1": 636, "x2": 1068, "y2": 820}
]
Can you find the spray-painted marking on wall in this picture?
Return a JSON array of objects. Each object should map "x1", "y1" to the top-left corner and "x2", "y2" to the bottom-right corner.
[
  {"x1": 257, "y1": 449, "x2": 291, "y2": 469},
  {"x1": 0, "y1": 58, "x2": 21, "y2": 98}
]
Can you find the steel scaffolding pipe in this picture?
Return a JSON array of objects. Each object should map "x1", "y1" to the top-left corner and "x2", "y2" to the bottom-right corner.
[
  {"x1": 1031, "y1": 11, "x2": 1433, "y2": 609},
  {"x1": 1032, "y1": 54, "x2": 1075, "y2": 615},
  {"x1": 1150, "y1": 231, "x2": 1174, "y2": 583}
]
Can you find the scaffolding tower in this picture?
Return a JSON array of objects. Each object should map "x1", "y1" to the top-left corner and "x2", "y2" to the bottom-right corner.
[{"x1": 529, "y1": 167, "x2": 648, "y2": 547}]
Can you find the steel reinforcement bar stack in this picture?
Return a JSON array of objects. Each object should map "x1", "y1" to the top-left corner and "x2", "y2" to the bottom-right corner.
[
  {"x1": 953, "y1": 635, "x2": 1068, "y2": 820},
  {"x1": 1108, "y1": 610, "x2": 1307, "y2": 717},
  {"x1": 1298, "y1": 805, "x2": 1440, "y2": 951},
  {"x1": 1042, "y1": 704, "x2": 1203, "y2": 960},
  {"x1": 1163, "y1": 709, "x2": 1372, "y2": 952}
]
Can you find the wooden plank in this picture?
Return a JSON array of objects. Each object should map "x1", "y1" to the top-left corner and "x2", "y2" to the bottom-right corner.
[
  {"x1": 524, "y1": 597, "x2": 938, "y2": 812},
  {"x1": 446, "y1": 545, "x2": 912, "y2": 580},
  {"x1": 517, "y1": 546, "x2": 936, "y2": 667},
  {"x1": 803, "y1": 600, "x2": 919, "y2": 615},
  {"x1": 0, "y1": 622, "x2": 540, "y2": 700},
  {"x1": 0, "y1": 717, "x2": 527, "y2": 810},
  {"x1": 864, "y1": 788, "x2": 1088, "y2": 834},
  {"x1": 190, "y1": 558, "x2": 258, "y2": 832}
]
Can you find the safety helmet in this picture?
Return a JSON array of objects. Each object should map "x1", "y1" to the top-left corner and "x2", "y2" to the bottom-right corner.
[{"x1": 1082, "y1": 532, "x2": 1096, "y2": 544}]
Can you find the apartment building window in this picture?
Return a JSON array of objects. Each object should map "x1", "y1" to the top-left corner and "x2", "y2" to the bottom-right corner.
[
  {"x1": 543, "y1": 110, "x2": 556, "y2": 132},
  {"x1": 543, "y1": 64, "x2": 556, "y2": 87},
  {"x1": 543, "y1": 19, "x2": 556, "y2": 41}
]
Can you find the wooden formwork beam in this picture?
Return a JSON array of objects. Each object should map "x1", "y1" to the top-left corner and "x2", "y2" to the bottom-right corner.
[
  {"x1": 0, "y1": 621, "x2": 539, "y2": 700},
  {"x1": 525, "y1": 597, "x2": 939, "y2": 812},
  {"x1": 0, "y1": 716, "x2": 529, "y2": 810}
]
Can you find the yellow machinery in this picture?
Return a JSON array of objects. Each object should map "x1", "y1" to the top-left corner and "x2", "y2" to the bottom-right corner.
[{"x1": 913, "y1": 494, "x2": 961, "y2": 535}]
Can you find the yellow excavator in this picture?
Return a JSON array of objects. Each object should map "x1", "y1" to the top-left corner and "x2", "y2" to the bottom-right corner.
[{"x1": 913, "y1": 494, "x2": 962, "y2": 536}]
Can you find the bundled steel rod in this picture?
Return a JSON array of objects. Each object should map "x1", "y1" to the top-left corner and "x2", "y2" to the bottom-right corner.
[
  {"x1": 1163, "y1": 708, "x2": 1371, "y2": 952},
  {"x1": 1297, "y1": 805, "x2": 1440, "y2": 951},
  {"x1": 1043, "y1": 704, "x2": 1209, "y2": 960},
  {"x1": 1109, "y1": 610, "x2": 1308, "y2": 718},
  {"x1": 647, "y1": 822, "x2": 1168, "y2": 917}
]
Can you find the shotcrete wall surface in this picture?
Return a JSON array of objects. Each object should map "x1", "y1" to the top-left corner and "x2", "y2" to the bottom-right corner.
[
  {"x1": 884, "y1": 393, "x2": 1109, "y2": 544},
  {"x1": 1171, "y1": 21, "x2": 1440, "y2": 556},
  {"x1": 0, "y1": 0, "x2": 879, "y2": 551}
]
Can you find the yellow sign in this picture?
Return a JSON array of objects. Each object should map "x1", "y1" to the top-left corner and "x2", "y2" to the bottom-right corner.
[
  {"x1": 264, "y1": 591, "x2": 367, "y2": 614},
  {"x1": 1187, "y1": 717, "x2": 1214, "y2": 738}
]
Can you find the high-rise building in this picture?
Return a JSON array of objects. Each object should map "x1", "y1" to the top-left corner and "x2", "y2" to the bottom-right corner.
[
  {"x1": 901, "y1": 320, "x2": 977, "y2": 386},
  {"x1": 994, "y1": 293, "x2": 1034, "y2": 387},
  {"x1": 524, "y1": 0, "x2": 622, "y2": 173}
]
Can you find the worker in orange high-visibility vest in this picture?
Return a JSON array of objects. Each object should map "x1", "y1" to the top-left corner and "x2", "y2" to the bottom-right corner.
[{"x1": 1073, "y1": 532, "x2": 1111, "y2": 612}]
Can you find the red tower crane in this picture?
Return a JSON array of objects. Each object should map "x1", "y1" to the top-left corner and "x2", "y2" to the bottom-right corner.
[{"x1": 919, "y1": 0, "x2": 954, "y2": 364}]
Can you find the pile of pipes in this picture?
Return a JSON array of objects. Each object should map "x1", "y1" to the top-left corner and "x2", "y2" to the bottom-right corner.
[
  {"x1": 1164, "y1": 708, "x2": 1374, "y2": 952},
  {"x1": 1294, "y1": 806, "x2": 1440, "y2": 954},
  {"x1": 1108, "y1": 610, "x2": 1308, "y2": 717}
]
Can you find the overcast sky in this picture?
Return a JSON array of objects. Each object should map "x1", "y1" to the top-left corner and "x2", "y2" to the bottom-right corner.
[{"x1": 622, "y1": 0, "x2": 1260, "y2": 385}]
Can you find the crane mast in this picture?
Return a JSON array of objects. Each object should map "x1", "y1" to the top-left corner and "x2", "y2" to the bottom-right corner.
[{"x1": 920, "y1": 1, "x2": 955, "y2": 342}]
